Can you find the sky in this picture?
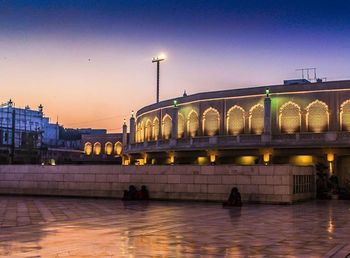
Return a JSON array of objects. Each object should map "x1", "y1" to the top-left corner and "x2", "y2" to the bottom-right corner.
[{"x1": 1, "y1": 0, "x2": 350, "y2": 132}]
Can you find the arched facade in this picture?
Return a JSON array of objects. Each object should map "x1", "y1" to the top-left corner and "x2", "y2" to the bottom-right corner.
[
  {"x1": 104, "y1": 142, "x2": 113, "y2": 155},
  {"x1": 187, "y1": 110, "x2": 199, "y2": 138},
  {"x1": 306, "y1": 100, "x2": 329, "y2": 133},
  {"x1": 340, "y1": 100, "x2": 350, "y2": 131},
  {"x1": 279, "y1": 101, "x2": 301, "y2": 134},
  {"x1": 162, "y1": 114, "x2": 172, "y2": 140},
  {"x1": 203, "y1": 107, "x2": 220, "y2": 136},
  {"x1": 84, "y1": 142, "x2": 92, "y2": 155},
  {"x1": 177, "y1": 113, "x2": 185, "y2": 138},
  {"x1": 145, "y1": 119, "x2": 152, "y2": 141},
  {"x1": 227, "y1": 105, "x2": 245, "y2": 135},
  {"x1": 152, "y1": 117, "x2": 159, "y2": 140},
  {"x1": 93, "y1": 142, "x2": 101, "y2": 155},
  {"x1": 114, "y1": 141, "x2": 122, "y2": 156},
  {"x1": 249, "y1": 104, "x2": 264, "y2": 135}
]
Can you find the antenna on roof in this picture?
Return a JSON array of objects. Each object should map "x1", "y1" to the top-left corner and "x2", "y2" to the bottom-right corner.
[{"x1": 296, "y1": 68, "x2": 317, "y2": 81}]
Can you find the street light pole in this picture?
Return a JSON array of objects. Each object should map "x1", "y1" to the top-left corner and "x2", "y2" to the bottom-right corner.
[{"x1": 152, "y1": 54, "x2": 166, "y2": 103}]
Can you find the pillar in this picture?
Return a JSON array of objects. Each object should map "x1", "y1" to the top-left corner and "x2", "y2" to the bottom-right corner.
[
  {"x1": 171, "y1": 107, "x2": 178, "y2": 139},
  {"x1": 264, "y1": 97, "x2": 271, "y2": 135},
  {"x1": 301, "y1": 110, "x2": 307, "y2": 132},
  {"x1": 129, "y1": 112, "x2": 135, "y2": 144},
  {"x1": 244, "y1": 113, "x2": 250, "y2": 134},
  {"x1": 122, "y1": 120, "x2": 127, "y2": 147}
]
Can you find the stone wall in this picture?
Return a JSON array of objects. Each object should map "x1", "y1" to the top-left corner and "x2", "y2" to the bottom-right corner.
[{"x1": 0, "y1": 165, "x2": 315, "y2": 204}]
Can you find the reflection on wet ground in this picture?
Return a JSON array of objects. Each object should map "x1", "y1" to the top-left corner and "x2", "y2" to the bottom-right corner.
[{"x1": 0, "y1": 196, "x2": 349, "y2": 257}]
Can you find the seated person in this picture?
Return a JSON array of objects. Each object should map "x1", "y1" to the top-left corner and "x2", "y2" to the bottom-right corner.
[
  {"x1": 223, "y1": 187, "x2": 242, "y2": 207},
  {"x1": 137, "y1": 185, "x2": 150, "y2": 200},
  {"x1": 122, "y1": 185, "x2": 138, "y2": 200}
]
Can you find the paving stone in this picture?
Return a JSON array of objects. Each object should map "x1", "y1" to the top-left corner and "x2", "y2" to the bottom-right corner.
[{"x1": 0, "y1": 196, "x2": 349, "y2": 257}]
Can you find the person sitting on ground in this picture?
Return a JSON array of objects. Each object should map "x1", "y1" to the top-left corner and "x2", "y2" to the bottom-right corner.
[
  {"x1": 223, "y1": 187, "x2": 242, "y2": 207},
  {"x1": 137, "y1": 185, "x2": 150, "y2": 200},
  {"x1": 122, "y1": 185, "x2": 138, "y2": 201}
]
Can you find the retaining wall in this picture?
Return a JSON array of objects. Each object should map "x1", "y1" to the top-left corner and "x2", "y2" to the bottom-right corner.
[{"x1": 0, "y1": 165, "x2": 315, "y2": 204}]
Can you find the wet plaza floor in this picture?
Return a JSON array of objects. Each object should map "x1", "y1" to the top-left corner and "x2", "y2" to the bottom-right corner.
[{"x1": 0, "y1": 196, "x2": 350, "y2": 257}]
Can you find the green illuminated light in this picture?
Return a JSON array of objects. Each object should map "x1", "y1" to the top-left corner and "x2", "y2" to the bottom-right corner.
[
  {"x1": 265, "y1": 88, "x2": 270, "y2": 97},
  {"x1": 173, "y1": 100, "x2": 178, "y2": 107}
]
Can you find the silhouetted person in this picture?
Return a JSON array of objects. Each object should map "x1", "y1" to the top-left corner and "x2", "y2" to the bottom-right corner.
[
  {"x1": 122, "y1": 185, "x2": 138, "y2": 200},
  {"x1": 223, "y1": 187, "x2": 242, "y2": 207},
  {"x1": 137, "y1": 185, "x2": 150, "y2": 200}
]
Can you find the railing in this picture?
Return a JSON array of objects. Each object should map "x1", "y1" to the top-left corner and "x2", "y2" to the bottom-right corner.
[
  {"x1": 293, "y1": 175, "x2": 314, "y2": 194},
  {"x1": 127, "y1": 131, "x2": 350, "y2": 152}
]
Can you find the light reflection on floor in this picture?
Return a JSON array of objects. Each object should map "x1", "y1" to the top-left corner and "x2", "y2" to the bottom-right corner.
[{"x1": 0, "y1": 196, "x2": 349, "y2": 257}]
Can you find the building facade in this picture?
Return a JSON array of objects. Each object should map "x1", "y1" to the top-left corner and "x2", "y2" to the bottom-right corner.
[
  {"x1": 119, "y1": 80, "x2": 350, "y2": 186},
  {"x1": 82, "y1": 133, "x2": 125, "y2": 164},
  {"x1": 0, "y1": 100, "x2": 59, "y2": 163}
]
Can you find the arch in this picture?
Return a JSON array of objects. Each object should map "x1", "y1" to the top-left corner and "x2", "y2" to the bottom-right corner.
[
  {"x1": 279, "y1": 101, "x2": 301, "y2": 134},
  {"x1": 306, "y1": 100, "x2": 329, "y2": 133},
  {"x1": 187, "y1": 110, "x2": 199, "y2": 137},
  {"x1": 162, "y1": 114, "x2": 172, "y2": 140},
  {"x1": 177, "y1": 112, "x2": 185, "y2": 138},
  {"x1": 84, "y1": 142, "x2": 92, "y2": 155},
  {"x1": 145, "y1": 119, "x2": 152, "y2": 141},
  {"x1": 227, "y1": 105, "x2": 245, "y2": 135},
  {"x1": 93, "y1": 142, "x2": 101, "y2": 155},
  {"x1": 140, "y1": 122, "x2": 145, "y2": 142},
  {"x1": 203, "y1": 107, "x2": 220, "y2": 136},
  {"x1": 104, "y1": 142, "x2": 113, "y2": 155},
  {"x1": 249, "y1": 104, "x2": 264, "y2": 135},
  {"x1": 340, "y1": 100, "x2": 350, "y2": 131},
  {"x1": 114, "y1": 141, "x2": 122, "y2": 156},
  {"x1": 136, "y1": 122, "x2": 141, "y2": 143},
  {"x1": 152, "y1": 117, "x2": 160, "y2": 140}
]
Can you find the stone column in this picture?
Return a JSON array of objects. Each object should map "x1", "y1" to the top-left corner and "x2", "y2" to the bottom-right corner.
[
  {"x1": 301, "y1": 110, "x2": 307, "y2": 132},
  {"x1": 198, "y1": 104, "x2": 203, "y2": 136},
  {"x1": 330, "y1": 92, "x2": 339, "y2": 131},
  {"x1": 220, "y1": 100, "x2": 225, "y2": 135},
  {"x1": 129, "y1": 113, "x2": 135, "y2": 144},
  {"x1": 122, "y1": 120, "x2": 127, "y2": 147},
  {"x1": 171, "y1": 107, "x2": 178, "y2": 139},
  {"x1": 264, "y1": 97, "x2": 271, "y2": 134},
  {"x1": 244, "y1": 113, "x2": 250, "y2": 134},
  {"x1": 263, "y1": 96, "x2": 271, "y2": 142}
]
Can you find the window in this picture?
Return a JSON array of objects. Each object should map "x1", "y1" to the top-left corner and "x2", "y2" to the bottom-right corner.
[
  {"x1": 306, "y1": 100, "x2": 329, "y2": 133},
  {"x1": 279, "y1": 101, "x2": 301, "y2": 134},
  {"x1": 227, "y1": 105, "x2": 245, "y2": 135},
  {"x1": 249, "y1": 104, "x2": 264, "y2": 135}
]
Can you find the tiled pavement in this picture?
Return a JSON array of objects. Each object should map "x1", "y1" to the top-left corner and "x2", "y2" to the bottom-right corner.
[{"x1": 0, "y1": 196, "x2": 350, "y2": 257}]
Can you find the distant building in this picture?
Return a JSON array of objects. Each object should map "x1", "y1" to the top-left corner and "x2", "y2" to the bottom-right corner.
[
  {"x1": 0, "y1": 100, "x2": 59, "y2": 148},
  {"x1": 81, "y1": 133, "x2": 124, "y2": 164}
]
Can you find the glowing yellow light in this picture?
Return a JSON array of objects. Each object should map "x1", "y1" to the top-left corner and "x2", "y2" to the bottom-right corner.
[
  {"x1": 136, "y1": 159, "x2": 145, "y2": 166},
  {"x1": 143, "y1": 154, "x2": 148, "y2": 165},
  {"x1": 210, "y1": 154, "x2": 216, "y2": 163},
  {"x1": 114, "y1": 142, "x2": 122, "y2": 156},
  {"x1": 289, "y1": 155, "x2": 314, "y2": 166},
  {"x1": 169, "y1": 154, "x2": 175, "y2": 165},
  {"x1": 123, "y1": 158, "x2": 130, "y2": 166},
  {"x1": 327, "y1": 153, "x2": 334, "y2": 162},
  {"x1": 263, "y1": 153, "x2": 270, "y2": 163},
  {"x1": 104, "y1": 142, "x2": 113, "y2": 155},
  {"x1": 84, "y1": 142, "x2": 92, "y2": 155},
  {"x1": 236, "y1": 156, "x2": 256, "y2": 165},
  {"x1": 93, "y1": 142, "x2": 101, "y2": 155},
  {"x1": 197, "y1": 157, "x2": 208, "y2": 165}
]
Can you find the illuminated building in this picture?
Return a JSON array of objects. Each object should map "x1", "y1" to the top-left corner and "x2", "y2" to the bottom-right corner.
[
  {"x1": 121, "y1": 79, "x2": 350, "y2": 185},
  {"x1": 81, "y1": 133, "x2": 125, "y2": 164}
]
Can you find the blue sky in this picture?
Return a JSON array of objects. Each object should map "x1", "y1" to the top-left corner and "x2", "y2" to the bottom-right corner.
[{"x1": 0, "y1": 0, "x2": 350, "y2": 131}]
